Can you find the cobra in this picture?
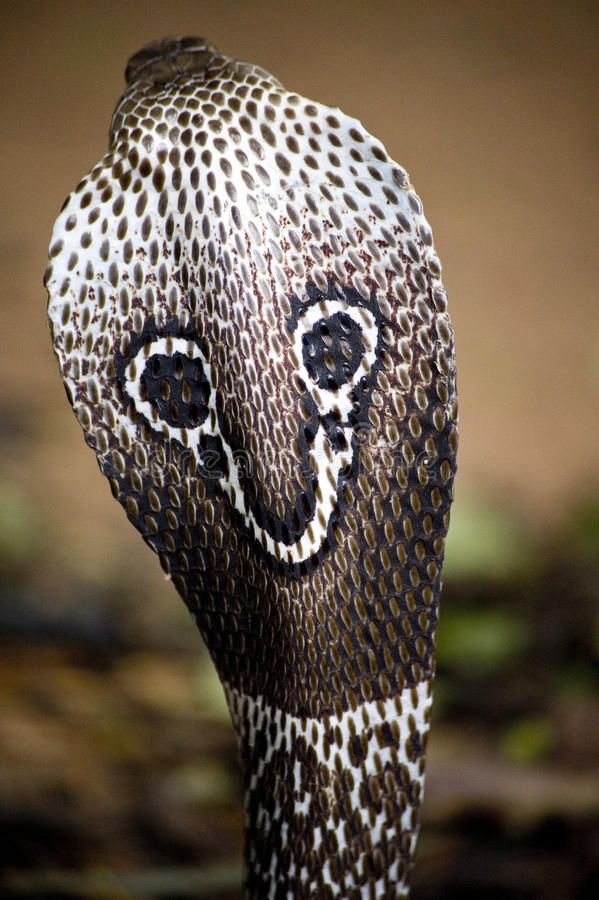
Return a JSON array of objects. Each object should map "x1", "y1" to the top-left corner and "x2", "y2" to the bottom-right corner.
[{"x1": 46, "y1": 37, "x2": 457, "y2": 899}]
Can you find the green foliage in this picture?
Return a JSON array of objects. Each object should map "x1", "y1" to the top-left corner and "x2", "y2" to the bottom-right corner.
[
  {"x1": 0, "y1": 481, "x2": 38, "y2": 567},
  {"x1": 443, "y1": 492, "x2": 534, "y2": 581},
  {"x1": 567, "y1": 496, "x2": 599, "y2": 563},
  {"x1": 437, "y1": 607, "x2": 530, "y2": 672},
  {"x1": 164, "y1": 762, "x2": 236, "y2": 805},
  {"x1": 500, "y1": 716, "x2": 555, "y2": 764}
]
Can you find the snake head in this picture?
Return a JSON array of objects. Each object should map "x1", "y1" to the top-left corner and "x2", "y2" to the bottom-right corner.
[{"x1": 46, "y1": 36, "x2": 457, "y2": 898}]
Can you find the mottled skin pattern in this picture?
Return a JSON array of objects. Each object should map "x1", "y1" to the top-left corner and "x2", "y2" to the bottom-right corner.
[{"x1": 46, "y1": 37, "x2": 457, "y2": 899}]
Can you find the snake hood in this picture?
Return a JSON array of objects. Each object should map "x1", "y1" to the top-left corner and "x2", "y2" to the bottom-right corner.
[{"x1": 46, "y1": 36, "x2": 457, "y2": 899}]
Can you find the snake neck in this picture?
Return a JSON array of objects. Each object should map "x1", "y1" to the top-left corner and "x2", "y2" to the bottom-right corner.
[{"x1": 225, "y1": 682, "x2": 431, "y2": 899}]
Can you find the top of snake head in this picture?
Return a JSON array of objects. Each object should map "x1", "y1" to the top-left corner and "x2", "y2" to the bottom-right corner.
[
  {"x1": 46, "y1": 36, "x2": 457, "y2": 897},
  {"x1": 123, "y1": 35, "x2": 280, "y2": 88}
]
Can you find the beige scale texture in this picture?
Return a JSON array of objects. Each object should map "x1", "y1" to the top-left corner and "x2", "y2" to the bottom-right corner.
[{"x1": 46, "y1": 37, "x2": 458, "y2": 900}]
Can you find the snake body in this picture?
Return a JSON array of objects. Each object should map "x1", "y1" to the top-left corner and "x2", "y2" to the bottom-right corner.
[{"x1": 46, "y1": 37, "x2": 457, "y2": 899}]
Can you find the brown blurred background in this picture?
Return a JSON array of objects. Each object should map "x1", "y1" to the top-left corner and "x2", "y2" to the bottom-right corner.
[{"x1": 1, "y1": 1, "x2": 598, "y2": 897}]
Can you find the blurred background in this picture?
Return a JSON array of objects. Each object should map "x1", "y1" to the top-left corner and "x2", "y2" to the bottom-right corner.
[{"x1": 1, "y1": 1, "x2": 598, "y2": 897}]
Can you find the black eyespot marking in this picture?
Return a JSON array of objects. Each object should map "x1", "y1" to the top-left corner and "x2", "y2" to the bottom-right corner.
[
  {"x1": 198, "y1": 433, "x2": 229, "y2": 479},
  {"x1": 141, "y1": 351, "x2": 210, "y2": 427},
  {"x1": 321, "y1": 412, "x2": 349, "y2": 453},
  {"x1": 301, "y1": 312, "x2": 365, "y2": 389}
]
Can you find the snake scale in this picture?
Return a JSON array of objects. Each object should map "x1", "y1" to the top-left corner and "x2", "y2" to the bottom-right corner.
[{"x1": 45, "y1": 37, "x2": 457, "y2": 899}]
